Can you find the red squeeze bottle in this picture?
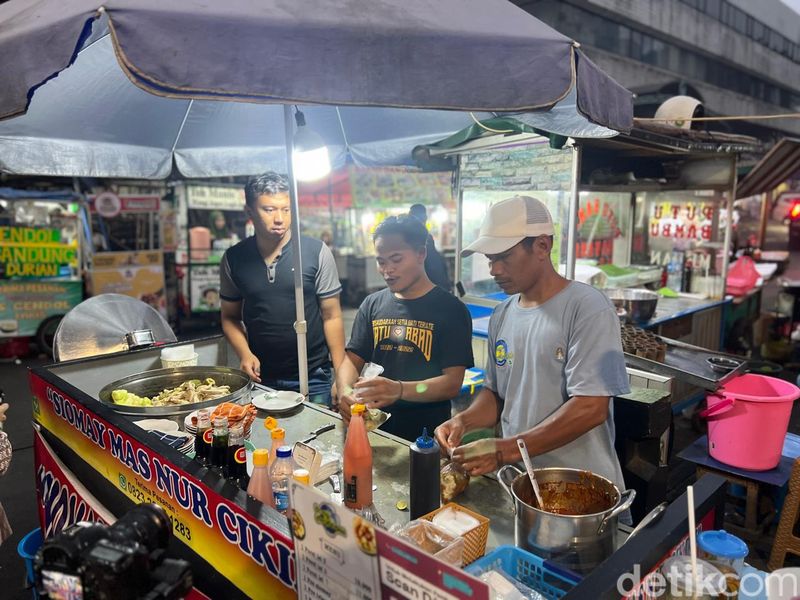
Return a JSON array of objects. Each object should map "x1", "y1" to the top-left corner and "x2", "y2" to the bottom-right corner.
[{"x1": 343, "y1": 404, "x2": 373, "y2": 510}]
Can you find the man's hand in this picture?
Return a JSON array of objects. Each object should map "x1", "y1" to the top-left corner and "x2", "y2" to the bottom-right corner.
[
  {"x1": 0, "y1": 403, "x2": 8, "y2": 424},
  {"x1": 352, "y1": 376, "x2": 402, "y2": 409},
  {"x1": 434, "y1": 415, "x2": 466, "y2": 457},
  {"x1": 240, "y1": 353, "x2": 261, "y2": 383},
  {"x1": 338, "y1": 388, "x2": 357, "y2": 424},
  {"x1": 451, "y1": 438, "x2": 510, "y2": 477}
]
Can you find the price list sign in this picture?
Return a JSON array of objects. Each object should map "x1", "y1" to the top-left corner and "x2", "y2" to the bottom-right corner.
[{"x1": 290, "y1": 482, "x2": 381, "y2": 600}]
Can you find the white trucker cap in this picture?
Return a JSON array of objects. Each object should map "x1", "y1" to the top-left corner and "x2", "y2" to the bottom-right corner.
[{"x1": 461, "y1": 195, "x2": 554, "y2": 257}]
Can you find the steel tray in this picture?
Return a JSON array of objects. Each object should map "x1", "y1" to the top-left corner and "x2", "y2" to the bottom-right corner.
[
  {"x1": 624, "y1": 337, "x2": 746, "y2": 391},
  {"x1": 97, "y1": 366, "x2": 252, "y2": 416}
]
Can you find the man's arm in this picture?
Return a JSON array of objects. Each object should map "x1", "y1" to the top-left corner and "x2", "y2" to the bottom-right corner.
[
  {"x1": 434, "y1": 386, "x2": 500, "y2": 455},
  {"x1": 352, "y1": 366, "x2": 465, "y2": 408},
  {"x1": 452, "y1": 395, "x2": 610, "y2": 475},
  {"x1": 220, "y1": 299, "x2": 261, "y2": 382},
  {"x1": 319, "y1": 295, "x2": 346, "y2": 371},
  {"x1": 337, "y1": 350, "x2": 366, "y2": 421}
]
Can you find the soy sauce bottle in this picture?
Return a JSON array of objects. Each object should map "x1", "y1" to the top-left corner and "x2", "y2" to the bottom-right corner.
[
  {"x1": 225, "y1": 424, "x2": 249, "y2": 490},
  {"x1": 209, "y1": 416, "x2": 229, "y2": 472},
  {"x1": 194, "y1": 409, "x2": 212, "y2": 466}
]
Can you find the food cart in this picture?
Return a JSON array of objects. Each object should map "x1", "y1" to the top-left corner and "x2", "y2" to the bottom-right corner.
[
  {"x1": 29, "y1": 334, "x2": 731, "y2": 599},
  {"x1": 0, "y1": 189, "x2": 86, "y2": 356}
]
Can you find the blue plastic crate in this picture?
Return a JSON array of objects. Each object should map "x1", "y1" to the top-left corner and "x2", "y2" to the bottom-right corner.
[{"x1": 465, "y1": 546, "x2": 578, "y2": 600}]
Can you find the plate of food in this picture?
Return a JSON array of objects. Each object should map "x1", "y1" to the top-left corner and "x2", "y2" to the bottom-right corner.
[
  {"x1": 251, "y1": 390, "x2": 304, "y2": 413},
  {"x1": 133, "y1": 419, "x2": 180, "y2": 434}
]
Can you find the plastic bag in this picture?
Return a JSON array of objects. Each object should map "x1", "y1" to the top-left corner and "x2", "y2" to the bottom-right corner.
[
  {"x1": 726, "y1": 256, "x2": 760, "y2": 296},
  {"x1": 441, "y1": 460, "x2": 470, "y2": 503}
]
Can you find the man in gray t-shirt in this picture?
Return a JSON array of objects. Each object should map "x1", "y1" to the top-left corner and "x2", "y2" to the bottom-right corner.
[{"x1": 434, "y1": 196, "x2": 630, "y2": 491}]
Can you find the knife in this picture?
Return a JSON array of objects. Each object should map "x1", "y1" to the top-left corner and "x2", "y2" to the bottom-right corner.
[{"x1": 300, "y1": 423, "x2": 336, "y2": 444}]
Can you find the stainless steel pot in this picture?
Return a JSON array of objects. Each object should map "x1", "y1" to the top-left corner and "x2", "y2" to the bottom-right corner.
[
  {"x1": 498, "y1": 465, "x2": 636, "y2": 574},
  {"x1": 604, "y1": 288, "x2": 658, "y2": 324},
  {"x1": 97, "y1": 366, "x2": 252, "y2": 416}
]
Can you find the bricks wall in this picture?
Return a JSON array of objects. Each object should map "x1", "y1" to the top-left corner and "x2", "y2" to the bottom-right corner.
[{"x1": 459, "y1": 142, "x2": 573, "y2": 192}]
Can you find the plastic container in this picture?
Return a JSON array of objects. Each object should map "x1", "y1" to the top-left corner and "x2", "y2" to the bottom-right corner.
[
  {"x1": 270, "y1": 446, "x2": 295, "y2": 513},
  {"x1": 697, "y1": 530, "x2": 748, "y2": 574},
  {"x1": 466, "y1": 545, "x2": 579, "y2": 600},
  {"x1": 659, "y1": 556, "x2": 726, "y2": 599},
  {"x1": 421, "y1": 502, "x2": 489, "y2": 566},
  {"x1": 247, "y1": 449, "x2": 274, "y2": 507},
  {"x1": 409, "y1": 428, "x2": 441, "y2": 519},
  {"x1": 702, "y1": 374, "x2": 800, "y2": 470},
  {"x1": 161, "y1": 353, "x2": 199, "y2": 369},
  {"x1": 269, "y1": 428, "x2": 286, "y2": 466},
  {"x1": 396, "y1": 520, "x2": 464, "y2": 567},
  {"x1": 17, "y1": 528, "x2": 43, "y2": 590}
]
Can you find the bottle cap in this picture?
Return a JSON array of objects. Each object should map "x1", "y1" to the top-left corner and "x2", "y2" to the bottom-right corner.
[
  {"x1": 271, "y1": 427, "x2": 286, "y2": 440},
  {"x1": 264, "y1": 416, "x2": 278, "y2": 431},
  {"x1": 292, "y1": 469, "x2": 310, "y2": 484},
  {"x1": 253, "y1": 449, "x2": 269, "y2": 467},
  {"x1": 352, "y1": 403, "x2": 366, "y2": 416},
  {"x1": 415, "y1": 427, "x2": 436, "y2": 449},
  {"x1": 277, "y1": 445, "x2": 293, "y2": 458},
  {"x1": 213, "y1": 416, "x2": 228, "y2": 427}
]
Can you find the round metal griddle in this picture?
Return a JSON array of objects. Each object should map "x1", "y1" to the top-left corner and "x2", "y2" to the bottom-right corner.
[
  {"x1": 98, "y1": 366, "x2": 252, "y2": 416},
  {"x1": 54, "y1": 294, "x2": 176, "y2": 361}
]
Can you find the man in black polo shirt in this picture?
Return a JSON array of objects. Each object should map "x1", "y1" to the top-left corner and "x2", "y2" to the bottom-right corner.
[
  {"x1": 337, "y1": 215, "x2": 474, "y2": 441},
  {"x1": 219, "y1": 172, "x2": 345, "y2": 406}
]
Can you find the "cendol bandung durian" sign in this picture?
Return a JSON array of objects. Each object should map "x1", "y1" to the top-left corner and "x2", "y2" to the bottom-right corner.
[{"x1": 0, "y1": 226, "x2": 78, "y2": 278}]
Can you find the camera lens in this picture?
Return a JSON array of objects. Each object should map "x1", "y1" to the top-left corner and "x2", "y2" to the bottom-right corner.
[{"x1": 107, "y1": 503, "x2": 171, "y2": 553}]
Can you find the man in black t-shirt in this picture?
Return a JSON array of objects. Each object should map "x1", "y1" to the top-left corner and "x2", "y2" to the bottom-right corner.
[
  {"x1": 219, "y1": 173, "x2": 345, "y2": 406},
  {"x1": 338, "y1": 215, "x2": 474, "y2": 442}
]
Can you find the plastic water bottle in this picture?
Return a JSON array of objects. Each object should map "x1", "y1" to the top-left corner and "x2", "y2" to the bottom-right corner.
[
  {"x1": 409, "y1": 428, "x2": 441, "y2": 519},
  {"x1": 270, "y1": 446, "x2": 295, "y2": 513}
]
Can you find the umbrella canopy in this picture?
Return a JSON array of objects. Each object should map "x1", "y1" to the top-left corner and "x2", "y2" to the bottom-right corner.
[{"x1": 0, "y1": 0, "x2": 632, "y2": 128}]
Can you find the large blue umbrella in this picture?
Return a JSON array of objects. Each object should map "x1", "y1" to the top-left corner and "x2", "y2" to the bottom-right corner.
[{"x1": 0, "y1": 0, "x2": 632, "y2": 393}]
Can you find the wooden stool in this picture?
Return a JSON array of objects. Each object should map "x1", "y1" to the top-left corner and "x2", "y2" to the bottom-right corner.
[
  {"x1": 695, "y1": 465, "x2": 775, "y2": 541},
  {"x1": 769, "y1": 458, "x2": 800, "y2": 571}
]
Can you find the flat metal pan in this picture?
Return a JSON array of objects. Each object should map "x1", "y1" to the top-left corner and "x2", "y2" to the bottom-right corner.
[{"x1": 97, "y1": 366, "x2": 252, "y2": 416}]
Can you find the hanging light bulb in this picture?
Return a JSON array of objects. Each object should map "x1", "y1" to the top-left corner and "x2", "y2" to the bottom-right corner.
[{"x1": 293, "y1": 108, "x2": 331, "y2": 182}]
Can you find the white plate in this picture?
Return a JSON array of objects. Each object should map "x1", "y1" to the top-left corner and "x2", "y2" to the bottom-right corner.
[
  {"x1": 251, "y1": 390, "x2": 304, "y2": 412},
  {"x1": 134, "y1": 419, "x2": 180, "y2": 433}
]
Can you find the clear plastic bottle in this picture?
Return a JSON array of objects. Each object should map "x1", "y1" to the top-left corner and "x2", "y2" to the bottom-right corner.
[
  {"x1": 343, "y1": 403, "x2": 373, "y2": 510},
  {"x1": 270, "y1": 446, "x2": 295, "y2": 514},
  {"x1": 247, "y1": 449, "x2": 275, "y2": 507},
  {"x1": 269, "y1": 427, "x2": 286, "y2": 466}
]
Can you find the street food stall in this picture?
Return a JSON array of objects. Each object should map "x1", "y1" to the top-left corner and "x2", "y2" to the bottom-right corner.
[
  {"x1": 30, "y1": 332, "x2": 733, "y2": 598},
  {"x1": 0, "y1": 189, "x2": 86, "y2": 356}
]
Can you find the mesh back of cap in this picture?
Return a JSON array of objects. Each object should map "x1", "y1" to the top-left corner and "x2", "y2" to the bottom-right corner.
[{"x1": 524, "y1": 197, "x2": 551, "y2": 225}]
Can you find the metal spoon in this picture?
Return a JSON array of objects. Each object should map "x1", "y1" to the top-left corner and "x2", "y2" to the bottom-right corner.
[{"x1": 516, "y1": 438, "x2": 546, "y2": 511}]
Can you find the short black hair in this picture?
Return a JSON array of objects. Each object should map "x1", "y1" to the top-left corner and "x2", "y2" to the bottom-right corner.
[
  {"x1": 373, "y1": 215, "x2": 428, "y2": 251},
  {"x1": 244, "y1": 172, "x2": 289, "y2": 206},
  {"x1": 409, "y1": 204, "x2": 427, "y2": 222}
]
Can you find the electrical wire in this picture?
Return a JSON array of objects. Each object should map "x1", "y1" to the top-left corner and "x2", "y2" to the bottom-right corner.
[{"x1": 469, "y1": 112, "x2": 516, "y2": 133}]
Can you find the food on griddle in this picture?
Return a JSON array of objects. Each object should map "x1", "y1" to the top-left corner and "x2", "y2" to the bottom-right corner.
[{"x1": 111, "y1": 378, "x2": 231, "y2": 407}]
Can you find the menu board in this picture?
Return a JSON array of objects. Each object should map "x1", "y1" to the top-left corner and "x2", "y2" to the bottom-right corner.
[{"x1": 290, "y1": 482, "x2": 489, "y2": 600}]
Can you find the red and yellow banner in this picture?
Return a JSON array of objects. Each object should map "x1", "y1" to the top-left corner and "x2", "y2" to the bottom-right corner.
[{"x1": 31, "y1": 373, "x2": 297, "y2": 598}]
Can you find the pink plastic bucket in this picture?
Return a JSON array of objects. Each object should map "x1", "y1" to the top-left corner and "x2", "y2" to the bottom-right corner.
[{"x1": 702, "y1": 374, "x2": 800, "y2": 471}]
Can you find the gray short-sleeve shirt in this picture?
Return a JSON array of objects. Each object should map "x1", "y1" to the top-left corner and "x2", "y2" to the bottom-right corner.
[{"x1": 484, "y1": 281, "x2": 630, "y2": 490}]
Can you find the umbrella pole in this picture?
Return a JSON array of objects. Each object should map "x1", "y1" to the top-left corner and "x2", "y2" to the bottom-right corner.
[{"x1": 283, "y1": 104, "x2": 310, "y2": 397}]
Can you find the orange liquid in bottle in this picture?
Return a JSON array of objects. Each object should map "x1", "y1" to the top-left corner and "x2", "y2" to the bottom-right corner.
[
  {"x1": 247, "y1": 449, "x2": 275, "y2": 508},
  {"x1": 343, "y1": 404, "x2": 373, "y2": 510}
]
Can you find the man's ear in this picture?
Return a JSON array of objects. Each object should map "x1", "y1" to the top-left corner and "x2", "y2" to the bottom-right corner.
[{"x1": 537, "y1": 235, "x2": 553, "y2": 255}]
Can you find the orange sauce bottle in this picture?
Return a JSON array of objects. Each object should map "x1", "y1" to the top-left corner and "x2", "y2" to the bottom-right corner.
[{"x1": 343, "y1": 404, "x2": 373, "y2": 510}]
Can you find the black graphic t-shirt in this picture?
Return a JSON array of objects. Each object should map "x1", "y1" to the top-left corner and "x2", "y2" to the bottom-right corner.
[{"x1": 347, "y1": 286, "x2": 474, "y2": 441}]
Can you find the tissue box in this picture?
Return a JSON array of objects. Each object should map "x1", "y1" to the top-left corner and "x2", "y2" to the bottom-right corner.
[{"x1": 420, "y1": 502, "x2": 489, "y2": 565}]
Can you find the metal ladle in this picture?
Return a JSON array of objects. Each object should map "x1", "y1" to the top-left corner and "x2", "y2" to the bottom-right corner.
[{"x1": 516, "y1": 438, "x2": 546, "y2": 511}]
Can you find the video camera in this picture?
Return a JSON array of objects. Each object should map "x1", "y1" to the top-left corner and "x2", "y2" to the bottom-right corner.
[{"x1": 34, "y1": 503, "x2": 192, "y2": 600}]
